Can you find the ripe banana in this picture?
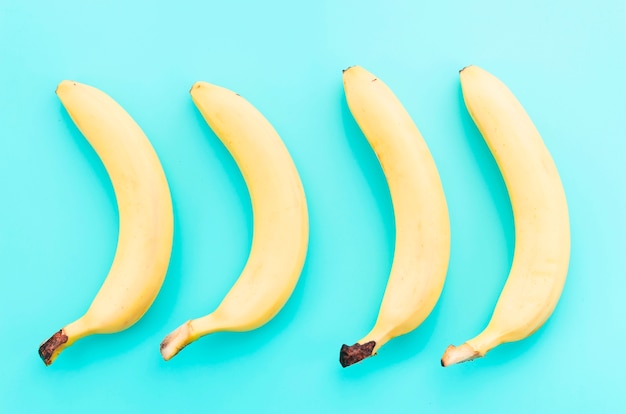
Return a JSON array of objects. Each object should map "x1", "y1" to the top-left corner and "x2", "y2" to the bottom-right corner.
[
  {"x1": 159, "y1": 82, "x2": 309, "y2": 361},
  {"x1": 339, "y1": 66, "x2": 451, "y2": 367},
  {"x1": 441, "y1": 66, "x2": 570, "y2": 367},
  {"x1": 39, "y1": 81, "x2": 174, "y2": 366}
]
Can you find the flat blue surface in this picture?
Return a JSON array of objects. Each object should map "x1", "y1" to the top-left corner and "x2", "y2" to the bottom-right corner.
[{"x1": 1, "y1": 0, "x2": 625, "y2": 412}]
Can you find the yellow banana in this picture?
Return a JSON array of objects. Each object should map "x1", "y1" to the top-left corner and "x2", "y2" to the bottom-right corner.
[
  {"x1": 39, "y1": 81, "x2": 174, "y2": 366},
  {"x1": 339, "y1": 66, "x2": 451, "y2": 367},
  {"x1": 441, "y1": 65, "x2": 570, "y2": 367},
  {"x1": 159, "y1": 82, "x2": 309, "y2": 361}
]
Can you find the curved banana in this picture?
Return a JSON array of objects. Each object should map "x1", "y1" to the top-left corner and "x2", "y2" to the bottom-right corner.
[
  {"x1": 39, "y1": 81, "x2": 174, "y2": 366},
  {"x1": 441, "y1": 66, "x2": 570, "y2": 367},
  {"x1": 159, "y1": 82, "x2": 309, "y2": 361},
  {"x1": 339, "y1": 66, "x2": 451, "y2": 367}
]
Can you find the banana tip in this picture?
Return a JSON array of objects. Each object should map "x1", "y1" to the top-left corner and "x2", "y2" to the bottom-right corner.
[
  {"x1": 55, "y1": 80, "x2": 78, "y2": 95},
  {"x1": 189, "y1": 81, "x2": 203, "y2": 94}
]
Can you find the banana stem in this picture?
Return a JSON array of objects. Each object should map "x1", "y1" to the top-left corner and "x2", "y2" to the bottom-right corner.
[
  {"x1": 160, "y1": 314, "x2": 225, "y2": 361},
  {"x1": 440, "y1": 343, "x2": 481, "y2": 367},
  {"x1": 160, "y1": 321, "x2": 194, "y2": 361},
  {"x1": 441, "y1": 330, "x2": 501, "y2": 367},
  {"x1": 340, "y1": 326, "x2": 394, "y2": 367},
  {"x1": 339, "y1": 341, "x2": 377, "y2": 367},
  {"x1": 38, "y1": 319, "x2": 90, "y2": 366},
  {"x1": 39, "y1": 329, "x2": 70, "y2": 366}
]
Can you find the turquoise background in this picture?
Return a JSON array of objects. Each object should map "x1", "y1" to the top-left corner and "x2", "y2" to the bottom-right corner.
[{"x1": 1, "y1": 0, "x2": 625, "y2": 412}]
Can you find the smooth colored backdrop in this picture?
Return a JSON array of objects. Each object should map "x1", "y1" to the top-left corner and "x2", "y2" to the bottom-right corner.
[{"x1": 1, "y1": 0, "x2": 625, "y2": 412}]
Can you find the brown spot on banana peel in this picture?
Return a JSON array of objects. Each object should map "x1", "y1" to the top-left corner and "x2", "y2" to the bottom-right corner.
[
  {"x1": 38, "y1": 329, "x2": 68, "y2": 366},
  {"x1": 339, "y1": 341, "x2": 376, "y2": 367}
]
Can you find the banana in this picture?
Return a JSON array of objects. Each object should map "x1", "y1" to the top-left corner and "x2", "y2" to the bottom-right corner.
[
  {"x1": 441, "y1": 66, "x2": 570, "y2": 367},
  {"x1": 38, "y1": 81, "x2": 174, "y2": 366},
  {"x1": 159, "y1": 82, "x2": 309, "y2": 361},
  {"x1": 339, "y1": 66, "x2": 451, "y2": 367}
]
